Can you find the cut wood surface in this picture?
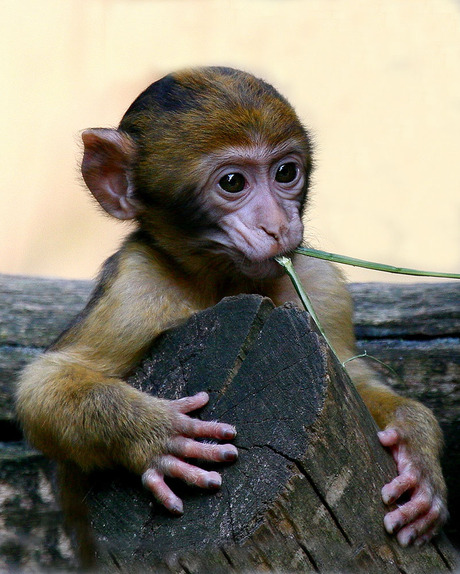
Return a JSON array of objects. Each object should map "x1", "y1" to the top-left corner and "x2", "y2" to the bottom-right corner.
[{"x1": 0, "y1": 273, "x2": 459, "y2": 572}]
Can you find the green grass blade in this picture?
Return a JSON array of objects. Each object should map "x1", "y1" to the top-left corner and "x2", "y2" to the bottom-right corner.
[
  {"x1": 295, "y1": 247, "x2": 460, "y2": 279},
  {"x1": 274, "y1": 256, "x2": 341, "y2": 362}
]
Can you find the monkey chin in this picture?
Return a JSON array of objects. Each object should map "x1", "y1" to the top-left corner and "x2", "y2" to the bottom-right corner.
[{"x1": 237, "y1": 257, "x2": 285, "y2": 281}]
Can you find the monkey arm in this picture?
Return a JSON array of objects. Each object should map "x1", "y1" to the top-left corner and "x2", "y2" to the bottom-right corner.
[
  {"x1": 270, "y1": 254, "x2": 447, "y2": 546},
  {"x1": 15, "y1": 242, "x2": 237, "y2": 513},
  {"x1": 17, "y1": 353, "x2": 177, "y2": 472},
  {"x1": 68, "y1": 64, "x2": 447, "y2": 546}
]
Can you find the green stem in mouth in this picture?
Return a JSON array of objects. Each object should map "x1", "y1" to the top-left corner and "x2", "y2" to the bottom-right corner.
[{"x1": 294, "y1": 247, "x2": 460, "y2": 279}]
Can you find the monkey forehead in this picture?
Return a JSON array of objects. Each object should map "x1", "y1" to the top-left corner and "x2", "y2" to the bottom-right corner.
[{"x1": 200, "y1": 141, "x2": 307, "y2": 169}]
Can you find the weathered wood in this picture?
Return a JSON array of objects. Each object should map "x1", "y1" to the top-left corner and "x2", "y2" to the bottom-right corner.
[
  {"x1": 0, "y1": 443, "x2": 78, "y2": 572},
  {"x1": 86, "y1": 295, "x2": 456, "y2": 573},
  {"x1": 349, "y1": 282, "x2": 460, "y2": 338},
  {"x1": 0, "y1": 273, "x2": 459, "y2": 572},
  {"x1": 0, "y1": 274, "x2": 91, "y2": 422},
  {"x1": 0, "y1": 275, "x2": 91, "y2": 572}
]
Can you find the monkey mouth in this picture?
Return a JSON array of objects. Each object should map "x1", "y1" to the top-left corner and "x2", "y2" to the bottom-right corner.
[
  {"x1": 235, "y1": 253, "x2": 289, "y2": 280},
  {"x1": 205, "y1": 233, "x2": 299, "y2": 279},
  {"x1": 270, "y1": 247, "x2": 298, "y2": 261},
  {"x1": 226, "y1": 238, "x2": 301, "y2": 279}
]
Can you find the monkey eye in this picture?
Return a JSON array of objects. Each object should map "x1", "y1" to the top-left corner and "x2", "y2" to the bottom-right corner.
[
  {"x1": 218, "y1": 173, "x2": 246, "y2": 193},
  {"x1": 275, "y1": 162, "x2": 298, "y2": 184}
]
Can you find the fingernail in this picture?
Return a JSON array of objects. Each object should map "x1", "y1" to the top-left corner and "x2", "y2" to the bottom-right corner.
[
  {"x1": 399, "y1": 531, "x2": 416, "y2": 547},
  {"x1": 223, "y1": 450, "x2": 237, "y2": 461},
  {"x1": 223, "y1": 428, "x2": 236, "y2": 439},
  {"x1": 208, "y1": 478, "x2": 221, "y2": 489},
  {"x1": 168, "y1": 502, "x2": 183, "y2": 515},
  {"x1": 393, "y1": 521, "x2": 402, "y2": 532},
  {"x1": 384, "y1": 517, "x2": 400, "y2": 534}
]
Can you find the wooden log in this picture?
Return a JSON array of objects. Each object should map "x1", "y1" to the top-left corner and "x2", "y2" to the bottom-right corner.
[
  {"x1": 0, "y1": 443, "x2": 78, "y2": 571},
  {"x1": 86, "y1": 294, "x2": 457, "y2": 573},
  {"x1": 350, "y1": 282, "x2": 460, "y2": 338},
  {"x1": 0, "y1": 274, "x2": 459, "y2": 571},
  {"x1": 0, "y1": 274, "x2": 91, "y2": 423},
  {"x1": 0, "y1": 275, "x2": 90, "y2": 572}
]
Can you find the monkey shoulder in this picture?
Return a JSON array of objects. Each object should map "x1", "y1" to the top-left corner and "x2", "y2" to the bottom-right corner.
[
  {"x1": 294, "y1": 254, "x2": 348, "y2": 289},
  {"x1": 49, "y1": 240, "x2": 201, "y2": 376}
]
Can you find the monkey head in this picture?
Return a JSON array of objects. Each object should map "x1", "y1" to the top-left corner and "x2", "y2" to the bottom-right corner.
[{"x1": 81, "y1": 67, "x2": 313, "y2": 280}]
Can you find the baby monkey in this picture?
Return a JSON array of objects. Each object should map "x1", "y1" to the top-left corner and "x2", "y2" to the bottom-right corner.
[{"x1": 16, "y1": 67, "x2": 447, "y2": 548}]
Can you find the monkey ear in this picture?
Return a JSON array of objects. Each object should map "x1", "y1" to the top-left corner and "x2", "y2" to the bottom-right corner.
[{"x1": 81, "y1": 128, "x2": 140, "y2": 220}]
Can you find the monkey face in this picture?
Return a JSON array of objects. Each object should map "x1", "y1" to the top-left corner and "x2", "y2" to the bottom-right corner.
[
  {"x1": 198, "y1": 143, "x2": 306, "y2": 280},
  {"x1": 82, "y1": 67, "x2": 313, "y2": 280}
]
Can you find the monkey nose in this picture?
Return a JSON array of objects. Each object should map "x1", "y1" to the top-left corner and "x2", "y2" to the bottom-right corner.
[{"x1": 259, "y1": 225, "x2": 281, "y2": 242}]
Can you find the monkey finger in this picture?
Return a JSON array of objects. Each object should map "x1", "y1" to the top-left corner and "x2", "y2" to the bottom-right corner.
[
  {"x1": 172, "y1": 391, "x2": 210, "y2": 414},
  {"x1": 381, "y1": 472, "x2": 418, "y2": 505},
  {"x1": 168, "y1": 436, "x2": 238, "y2": 462},
  {"x1": 395, "y1": 525, "x2": 418, "y2": 547},
  {"x1": 415, "y1": 531, "x2": 434, "y2": 547},
  {"x1": 399, "y1": 500, "x2": 445, "y2": 546},
  {"x1": 396, "y1": 505, "x2": 441, "y2": 547},
  {"x1": 159, "y1": 454, "x2": 223, "y2": 490},
  {"x1": 142, "y1": 468, "x2": 184, "y2": 515},
  {"x1": 414, "y1": 524, "x2": 441, "y2": 547},
  {"x1": 176, "y1": 413, "x2": 237, "y2": 441},
  {"x1": 378, "y1": 428, "x2": 400, "y2": 447},
  {"x1": 384, "y1": 493, "x2": 432, "y2": 535}
]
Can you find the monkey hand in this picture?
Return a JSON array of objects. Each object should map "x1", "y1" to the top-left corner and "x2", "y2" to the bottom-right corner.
[
  {"x1": 141, "y1": 391, "x2": 237, "y2": 515},
  {"x1": 378, "y1": 427, "x2": 448, "y2": 546}
]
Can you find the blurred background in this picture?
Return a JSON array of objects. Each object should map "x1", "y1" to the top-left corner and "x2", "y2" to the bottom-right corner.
[{"x1": 1, "y1": 0, "x2": 459, "y2": 283}]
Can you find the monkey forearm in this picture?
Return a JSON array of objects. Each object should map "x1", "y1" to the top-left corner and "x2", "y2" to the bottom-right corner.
[
  {"x1": 347, "y1": 358, "x2": 441, "y2": 444},
  {"x1": 16, "y1": 351, "x2": 175, "y2": 473}
]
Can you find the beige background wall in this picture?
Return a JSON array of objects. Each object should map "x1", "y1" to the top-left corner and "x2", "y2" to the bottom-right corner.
[{"x1": 1, "y1": 0, "x2": 459, "y2": 283}]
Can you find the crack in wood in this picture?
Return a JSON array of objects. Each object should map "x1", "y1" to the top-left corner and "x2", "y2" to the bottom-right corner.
[
  {"x1": 215, "y1": 298, "x2": 274, "y2": 399},
  {"x1": 108, "y1": 548, "x2": 123, "y2": 571},
  {"x1": 220, "y1": 546, "x2": 235, "y2": 567},
  {"x1": 298, "y1": 540, "x2": 320, "y2": 572},
  {"x1": 433, "y1": 538, "x2": 455, "y2": 571},
  {"x1": 177, "y1": 558, "x2": 193, "y2": 574},
  {"x1": 261, "y1": 443, "x2": 353, "y2": 547},
  {"x1": 223, "y1": 483, "x2": 237, "y2": 543}
]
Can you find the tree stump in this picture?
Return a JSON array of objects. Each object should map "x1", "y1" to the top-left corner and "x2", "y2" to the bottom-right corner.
[{"x1": 84, "y1": 295, "x2": 457, "y2": 573}]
